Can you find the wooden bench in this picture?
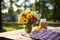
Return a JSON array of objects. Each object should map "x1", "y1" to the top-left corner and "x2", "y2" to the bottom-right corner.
[{"x1": 0, "y1": 26, "x2": 60, "y2": 40}]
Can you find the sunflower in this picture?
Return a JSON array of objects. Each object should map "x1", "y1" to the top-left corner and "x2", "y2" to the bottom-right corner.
[
  {"x1": 23, "y1": 18, "x2": 28, "y2": 24},
  {"x1": 18, "y1": 16, "x2": 26, "y2": 24},
  {"x1": 26, "y1": 13, "x2": 33, "y2": 19}
]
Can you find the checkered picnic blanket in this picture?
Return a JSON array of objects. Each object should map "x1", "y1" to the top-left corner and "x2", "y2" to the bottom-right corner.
[{"x1": 29, "y1": 28, "x2": 60, "y2": 40}]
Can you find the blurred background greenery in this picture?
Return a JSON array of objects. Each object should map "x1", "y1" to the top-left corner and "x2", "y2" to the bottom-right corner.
[{"x1": 1, "y1": 0, "x2": 60, "y2": 32}]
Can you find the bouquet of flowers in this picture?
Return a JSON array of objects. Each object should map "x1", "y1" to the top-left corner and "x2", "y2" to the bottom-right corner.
[{"x1": 18, "y1": 10, "x2": 39, "y2": 33}]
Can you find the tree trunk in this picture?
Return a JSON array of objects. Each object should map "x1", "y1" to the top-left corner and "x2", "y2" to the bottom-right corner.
[
  {"x1": 0, "y1": 13, "x2": 2, "y2": 30},
  {"x1": 0, "y1": 14, "x2": 3, "y2": 30},
  {"x1": 0, "y1": 1, "x2": 3, "y2": 30},
  {"x1": 41, "y1": 0, "x2": 45, "y2": 18},
  {"x1": 35, "y1": 0, "x2": 40, "y2": 13},
  {"x1": 53, "y1": 0, "x2": 57, "y2": 22}
]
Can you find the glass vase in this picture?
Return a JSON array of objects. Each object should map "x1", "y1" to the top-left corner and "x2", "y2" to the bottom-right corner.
[{"x1": 25, "y1": 24, "x2": 32, "y2": 33}]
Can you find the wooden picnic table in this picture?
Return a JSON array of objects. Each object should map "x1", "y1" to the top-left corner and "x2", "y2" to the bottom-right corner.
[
  {"x1": 0, "y1": 26, "x2": 60, "y2": 40},
  {"x1": 0, "y1": 29, "x2": 33, "y2": 40}
]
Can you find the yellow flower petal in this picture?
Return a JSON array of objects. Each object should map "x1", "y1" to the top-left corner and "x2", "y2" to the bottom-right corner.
[
  {"x1": 18, "y1": 16, "x2": 26, "y2": 24},
  {"x1": 32, "y1": 26, "x2": 42, "y2": 32},
  {"x1": 17, "y1": 16, "x2": 20, "y2": 24},
  {"x1": 36, "y1": 20, "x2": 39, "y2": 24},
  {"x1": 26, "y1": 13, "x2": 33, "y2": 18}
]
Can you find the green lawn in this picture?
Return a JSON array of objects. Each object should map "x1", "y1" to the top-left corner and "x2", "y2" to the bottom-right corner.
[
  {"x1": 0, "y1": 21, "x2": 60, "y2": 33},
  {"x1": 47, "y1": 21, "x2": 60, "y2": 26},
  {"x1": 1, "y1": 22, "x2": 24, "y2": 32}
]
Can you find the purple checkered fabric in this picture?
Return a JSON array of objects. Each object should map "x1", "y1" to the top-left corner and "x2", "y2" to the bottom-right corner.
[{"x1": 29, "y1": 28, "x2": 60, "y2": 40}]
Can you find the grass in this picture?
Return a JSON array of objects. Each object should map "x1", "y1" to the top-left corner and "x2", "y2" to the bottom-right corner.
[
  {"x1": 1, "y1": 22, "x2": 24, "y2": 32},
  {"x1": 3, "y1": 26, "x2": 16, "y2": 31},
  {"x1": 0, "y1": 21, "x2": 60, "y2": 33},
  {"x1": 47, "y1": 21, "x2": 60, "y2": 26}
]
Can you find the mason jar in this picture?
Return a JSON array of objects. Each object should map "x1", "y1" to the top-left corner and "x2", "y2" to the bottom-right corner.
[{"x1": 40, "y1": 18, "x2": 48, "y2": 29}]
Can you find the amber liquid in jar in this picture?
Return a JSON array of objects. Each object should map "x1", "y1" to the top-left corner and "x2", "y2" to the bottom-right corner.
[
  {"x1": 40, "y1": 18, "x2": 48, "y2": 29},
  {"x1": 41, "y1": 22, "x2": 47, "y2": 29}
]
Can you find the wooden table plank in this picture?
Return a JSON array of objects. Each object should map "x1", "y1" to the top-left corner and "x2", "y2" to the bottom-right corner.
[{"x1": 0, "y1": 29, "x2": 33, "y2": 40}]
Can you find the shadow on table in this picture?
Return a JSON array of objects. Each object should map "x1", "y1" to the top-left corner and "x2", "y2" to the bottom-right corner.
[{"x1": 0, "y1": 37, "x2": 13, "y2": 40}]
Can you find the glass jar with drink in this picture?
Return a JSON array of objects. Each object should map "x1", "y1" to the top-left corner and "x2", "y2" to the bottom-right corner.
[{"x1": 40, "y1": 18, "x2": 48, "y2": 29}]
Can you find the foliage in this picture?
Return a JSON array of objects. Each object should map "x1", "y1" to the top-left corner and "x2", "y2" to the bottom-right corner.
[
  {"x1": 8, "y1": 6, "x2": 15, "y2": 16},
  {"x1": 48, "y1": 0, "x2": 54, "y2": 4},
  {"x1": 1, "y1": 0, "x2": 22, "y2": 18},
  {"x1": 16, "y1": 9, "x2": 22, "y2": 14},
  {"x1": 1, "y1": 1, "x2": 7, "y2": 9},
  {"x1": 30, "y1": 3, "x2": 35, "y2": 11},
  {"x1": 2, "y1": 22, "x2": 23, "y2": 32}
]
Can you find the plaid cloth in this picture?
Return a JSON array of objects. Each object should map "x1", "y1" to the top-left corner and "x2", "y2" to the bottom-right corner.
[{"x1": 29, "y1": 28, "x2": 60, "y2": 40}]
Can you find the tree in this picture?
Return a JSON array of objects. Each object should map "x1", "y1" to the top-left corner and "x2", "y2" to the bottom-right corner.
[
  {"x1": 53, "y1": 0, "x2": 60, "y2": 21},
  {"x1": 2, "y1": 0, "x2": 23, "y2": 18},
  {"x1": 35, "y1": 0, "x2": 50, "y2": 19},
  {"x1": 48, "y1": 0, "x2": 60, "y2": 21},
  {"x1": 24, "y1": 0, "x2": 30, "y2": 10}
]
